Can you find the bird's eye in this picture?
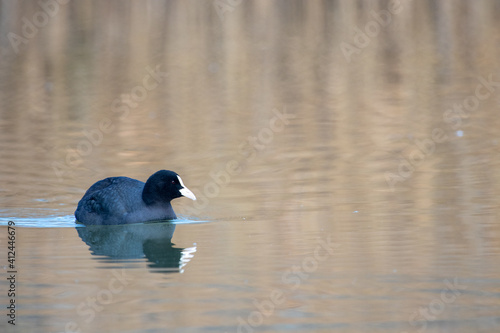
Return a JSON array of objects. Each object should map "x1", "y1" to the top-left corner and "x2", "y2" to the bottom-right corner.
[{"x1": 171, "y1": 180, "x2": 176, "y2": 184}]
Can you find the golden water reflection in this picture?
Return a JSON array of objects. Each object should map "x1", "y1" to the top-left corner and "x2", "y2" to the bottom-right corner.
[{"x1": 0, "y1": 1, "x2": 499, "y2": 332}]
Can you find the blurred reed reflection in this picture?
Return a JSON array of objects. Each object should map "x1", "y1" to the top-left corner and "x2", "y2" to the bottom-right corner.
[{"x1": 0, "y1": 1, "x2": 499, "y2": 332}]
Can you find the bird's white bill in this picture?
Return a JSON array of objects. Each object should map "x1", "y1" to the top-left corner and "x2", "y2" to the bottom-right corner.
[
  {"x1": 178, "y1": 176, "x2": 196, "y2": 200},
  {"x1": 180, "y1": 187, "x2": 196, "y2": 200}
]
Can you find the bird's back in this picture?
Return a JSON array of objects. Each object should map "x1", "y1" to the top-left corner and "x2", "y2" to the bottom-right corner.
[{"x1": 75, "y1": 177, "x2": 145, "y2": 225}]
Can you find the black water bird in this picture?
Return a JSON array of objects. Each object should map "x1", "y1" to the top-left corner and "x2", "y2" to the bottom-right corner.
[{"x1": 75, "y1": 170, "x2": 196, "y2": 225}]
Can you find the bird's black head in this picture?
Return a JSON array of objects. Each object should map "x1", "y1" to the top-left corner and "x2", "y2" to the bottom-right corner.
[{"x1": 142, "y1": 170, "x2": 196, "y2": 205}]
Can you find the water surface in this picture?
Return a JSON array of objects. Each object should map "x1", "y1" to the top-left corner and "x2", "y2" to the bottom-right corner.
[{"x1": 1, "y1": 1, "x2": 500, "y2": 332}]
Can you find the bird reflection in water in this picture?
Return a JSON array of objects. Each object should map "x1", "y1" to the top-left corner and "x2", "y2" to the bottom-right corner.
[{"x1": 76, "y1": 222, "x2": 196, "y2": 273}]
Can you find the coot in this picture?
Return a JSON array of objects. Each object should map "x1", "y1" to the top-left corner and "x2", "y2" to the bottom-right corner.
[{"x1": 75, "y1": 170, "x2": 196, "y2": 225}]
